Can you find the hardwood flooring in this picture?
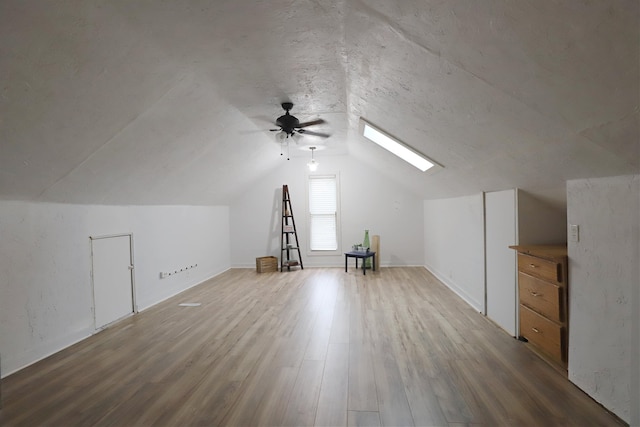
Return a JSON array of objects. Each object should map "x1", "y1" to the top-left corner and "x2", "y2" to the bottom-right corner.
[{"x1": 0, "y1": 267, "x2": 623, "y2": 426}]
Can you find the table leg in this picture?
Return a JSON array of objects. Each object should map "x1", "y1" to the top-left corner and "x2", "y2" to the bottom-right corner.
[
  {"x1": 373, "y1": 254, "x2": 375, "y2": 272},
  {"x1": 345, "y1": 255, "x2": 347, "y2": 272},
  {"x1": 363, "y1": 257, "x2": 366, "y2": 275}
]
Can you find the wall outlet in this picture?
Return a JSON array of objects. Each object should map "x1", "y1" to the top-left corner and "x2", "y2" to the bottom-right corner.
[
  {"x1": 569, "y1": 224, "x2": 579, "y2": 242},
  {"x1": 160, "y1": 263, "x2": 197, "y2": 279}
]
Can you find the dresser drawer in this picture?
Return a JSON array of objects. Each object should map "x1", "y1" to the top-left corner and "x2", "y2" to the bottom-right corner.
[
  {"x1": 520, "y1": 304, "x2": 564, "y2": 363},
  {"x1": 518, "y1": 273, "x2": 563, "y2": 322},
  {"x1": 518, "y1": 253, "x2": 562, "y2": 284}
]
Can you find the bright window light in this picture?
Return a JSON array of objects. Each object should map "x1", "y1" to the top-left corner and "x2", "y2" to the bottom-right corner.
[
  {"x1": 362, "y1": 122, "x2": 435, "y2": 172},
  {"x1": 308, "y1": 175, "x2": 338, "y2": 251}
]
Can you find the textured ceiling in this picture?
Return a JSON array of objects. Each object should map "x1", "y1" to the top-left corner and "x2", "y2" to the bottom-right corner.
[{"x1": 1, "y1": 0, "x2": 638, "y2": 205}]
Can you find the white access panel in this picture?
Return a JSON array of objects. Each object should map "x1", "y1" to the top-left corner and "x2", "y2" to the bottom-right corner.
[
  {"x1": 91, "y1": 234, "x2": 134, "y2": 329},
  {"x1": 485, "y1": 189, "x2": 518, "y2": 336}
]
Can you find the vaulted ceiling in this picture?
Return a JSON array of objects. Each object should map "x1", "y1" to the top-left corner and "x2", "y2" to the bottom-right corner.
[{"x1": 1, "y1": 0, "x2": 638, "y2": 205}]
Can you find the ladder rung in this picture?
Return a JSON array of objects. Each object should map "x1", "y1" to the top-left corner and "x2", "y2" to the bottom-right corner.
[{"x1": 281, "y1": 184, "x2": 302, "y2": 271}]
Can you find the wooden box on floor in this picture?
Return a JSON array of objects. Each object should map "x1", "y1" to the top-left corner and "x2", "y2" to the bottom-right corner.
[{"x1": 256, "y1": 256, "x2": 278, "y2": 273}]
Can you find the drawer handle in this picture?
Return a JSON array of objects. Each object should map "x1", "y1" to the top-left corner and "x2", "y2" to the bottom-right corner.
[
  {"x1": 530, "y1": 291, "x2": 542, "y2": 297},
  {"x1": 529, "y1": 263, "x2": 537, "y2": 268},
  {"x1": 532, "y1": 327, "x2": 541, "y2": 333}
]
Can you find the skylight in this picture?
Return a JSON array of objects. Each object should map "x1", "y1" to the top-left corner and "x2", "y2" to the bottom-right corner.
[{"x1": 361, "y1": 121, "x2": 435, "y2": 172}]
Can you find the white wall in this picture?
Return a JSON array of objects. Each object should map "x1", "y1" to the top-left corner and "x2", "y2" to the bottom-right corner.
[
  {"x1": 423, "y1": 194, "x2": 485, "y2": 311},
  {"x1": 485, "y1": 189, "x2": 518, "y2": 335},
  {"x1": 423, "y1": 188, "x2": 567, "y2": 321},
  {"x1": 0, "y1": 201, "x2": 230, "y2": 377},
  {"x1": 517, "y1": 190, "x2": 567, "y2": 245},
  {"x1": 128, "y1": 205, "x2": 230, "y2": 309},
  {"x1": 230, "y1": 155, "x2": 425, "y2": 268},
  {"x1": 567, "y1": 174, "x2": 639, "y2": 425}
]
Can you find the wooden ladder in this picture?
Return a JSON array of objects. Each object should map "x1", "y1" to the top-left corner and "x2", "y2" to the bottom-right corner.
[{"x1": 281, "y1": 185, "x2": 303, "y2": 271}]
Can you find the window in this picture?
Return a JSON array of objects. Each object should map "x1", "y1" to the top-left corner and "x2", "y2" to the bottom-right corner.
[
  {"x1": 361, "y1": 119, "x2": 436, "y2": 172},
  {"x1": 308, "y1": 175, "x2": 338, "y2": 251}
]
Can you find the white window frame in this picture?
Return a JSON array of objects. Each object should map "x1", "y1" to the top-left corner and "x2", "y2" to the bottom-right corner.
[{"x1": 306, "y1": 173, "x2": 341, "y2": 256}]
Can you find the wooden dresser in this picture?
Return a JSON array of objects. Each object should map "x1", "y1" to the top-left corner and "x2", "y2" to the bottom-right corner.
[{"x1": 510, "y1": 245, "x2": 568, "y2": 371}]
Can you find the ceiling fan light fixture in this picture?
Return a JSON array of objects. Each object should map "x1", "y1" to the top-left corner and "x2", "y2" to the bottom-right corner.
[
  {"x1": 271, "y1": 103, "x2": 330, "y2": 144},
  {"x1": 307, "y1": 146, "x2": 319, "y2": 171},
  {"x1": 276, "y1": 131, "x2": 287, "y2": 142}
]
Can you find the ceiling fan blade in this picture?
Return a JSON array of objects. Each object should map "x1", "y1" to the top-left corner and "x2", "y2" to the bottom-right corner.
[
  {"x1": 297, "y1": 118, "x2": 326, "y2": 128},
  {"x1": 269, "y1": 128, "x2": 281, "y2": 132},
  {"x1": 298, "y1": 130, "x2": 331, "y2": 138}
]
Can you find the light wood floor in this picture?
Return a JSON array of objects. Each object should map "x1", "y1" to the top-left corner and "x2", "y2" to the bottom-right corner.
[{"x1": 0, "y1": 267, "x2": 623, "y2": 426}]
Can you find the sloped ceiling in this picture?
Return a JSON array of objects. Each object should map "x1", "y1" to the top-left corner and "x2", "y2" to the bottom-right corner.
[{"x1": 1, "y1": 0, "x2": 638, "y2": 205}]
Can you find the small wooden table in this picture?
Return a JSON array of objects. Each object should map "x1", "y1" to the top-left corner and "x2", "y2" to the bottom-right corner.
[{"x1": 344, "y1": 251, "x2": 376, "y2": 275}]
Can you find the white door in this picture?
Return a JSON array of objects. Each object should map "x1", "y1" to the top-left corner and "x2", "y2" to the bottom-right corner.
[
  {"x1": 485, "y1": 189, "x2": 518, "y2": 336},
  {"x1": 91, "y1": 234, "x2": 134, "y2": 329}
]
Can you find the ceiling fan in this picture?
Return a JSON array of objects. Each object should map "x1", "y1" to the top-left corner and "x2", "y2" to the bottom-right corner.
[{"x1": 270, "y1": 102, "x2": 330, "y2": 140}]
